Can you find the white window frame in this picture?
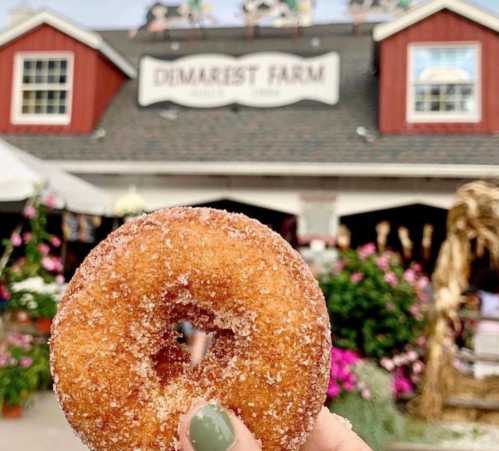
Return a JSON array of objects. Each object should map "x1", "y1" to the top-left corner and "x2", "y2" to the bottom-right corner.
[
  {"x1": 406, "y1": 42, "x2": 481, "y2": 123},
  {"x1": 11, "y1": 51, "x2": 74, "y2": 126}
]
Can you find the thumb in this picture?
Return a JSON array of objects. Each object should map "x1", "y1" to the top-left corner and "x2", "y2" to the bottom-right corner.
[{"x1": 179, "y1": 400, "x2": 262, "y2": 451}]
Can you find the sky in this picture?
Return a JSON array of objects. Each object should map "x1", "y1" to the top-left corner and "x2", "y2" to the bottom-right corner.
[{"x1": 0, "y1": 0, "x2": 498, "y2": 30}]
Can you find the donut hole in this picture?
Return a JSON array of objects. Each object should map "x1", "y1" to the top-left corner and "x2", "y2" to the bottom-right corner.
[{"x1": 152, "y1": 304, "x2": 236, "y2": 386}]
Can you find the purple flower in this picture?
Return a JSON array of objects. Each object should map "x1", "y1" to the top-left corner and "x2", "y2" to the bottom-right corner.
[
  {"x1": 384, "y1": 272, "x2": 398, "y2": 287},
  {"x1": 358, "y1": 243, "x2": 376, "y2": 259},
  {"x1": 20, "y1": 357, "x2": 33, "y2": 368},
  {"x1": 10, "y1": 232, "x2": 22, "y2": 247},
  {"x1": 350, "y1": 272, "x2": 364, "y2": 284},
  {"x1": 23, "y1": 205, "x2": 36, "y2": 219}
]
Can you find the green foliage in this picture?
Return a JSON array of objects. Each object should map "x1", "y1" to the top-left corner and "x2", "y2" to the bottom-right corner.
[
  {"x1": 0, "y1": 336, "x2": 50, "y2": 409},
  {"x1": 320, "y1": 247, "x2": 427, "y2": 359}
]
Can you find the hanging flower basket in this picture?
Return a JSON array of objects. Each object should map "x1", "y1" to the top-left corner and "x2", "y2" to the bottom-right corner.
[
  {"x1": 35, "y1": 318, "x2": 52, "y2": 335},
  {"x1": 2, "y1": 404, "x2": 22, "y2": 419}
]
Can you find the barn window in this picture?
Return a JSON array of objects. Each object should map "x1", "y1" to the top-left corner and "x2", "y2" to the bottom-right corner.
[
  {"x1": 11, "y1": 52, "x2": 74, "y2": 125},
  {"x1": 407, "y1": 44, "x2": 480, "y2": 123}
]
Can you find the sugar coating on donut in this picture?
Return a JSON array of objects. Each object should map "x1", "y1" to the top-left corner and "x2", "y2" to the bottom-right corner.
[{"x1": 50, "y1": 208, "x2": 331, "y2": 451}]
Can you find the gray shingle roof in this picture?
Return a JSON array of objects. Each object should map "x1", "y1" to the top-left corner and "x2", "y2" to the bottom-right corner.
[{"x1": 4, "y1": 24, "x2": 499, "y2": 167}]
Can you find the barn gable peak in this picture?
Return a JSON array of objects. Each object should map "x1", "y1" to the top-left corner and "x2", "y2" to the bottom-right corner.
[
  {"x1": 374, "y1": 0, "x2": 499, "y2": 41},
  {"x1": 0, "y1": 10, "x2": 136, "y2": 78}
]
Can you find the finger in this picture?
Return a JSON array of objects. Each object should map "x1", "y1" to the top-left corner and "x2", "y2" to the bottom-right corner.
[
  {"x1": 302, "y1": 407, "x2": 371, "y2": 451},
  {"x1": 179, "y1": 400, "x2": 262, "y2": 451}
]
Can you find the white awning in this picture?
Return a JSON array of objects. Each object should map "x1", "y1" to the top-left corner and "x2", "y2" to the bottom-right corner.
[{"x1": 0, "y1": 138, "x2": 111, "y2": 215}]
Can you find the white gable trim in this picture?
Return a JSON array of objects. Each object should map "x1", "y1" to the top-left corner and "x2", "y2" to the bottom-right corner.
[
  {"x1": 374, "y1": 0, "x2": 499, "y2": 42},
  {"x1": 0, "y1": 10, "x2": 136, "y2": 78}
]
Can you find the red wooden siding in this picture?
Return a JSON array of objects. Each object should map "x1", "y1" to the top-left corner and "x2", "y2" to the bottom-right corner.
[
  {"x1": 379, "y1": 9, "x2": 499, "y2": 134},
  {"x1": 0, "y1": 24, "x2": 127, "y2": 134}
]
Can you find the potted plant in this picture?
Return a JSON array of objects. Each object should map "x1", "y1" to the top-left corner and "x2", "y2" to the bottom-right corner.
[
  {"x1": 0, "y1": 332, "x2": 51, "y2": 418},
  {"x1": 7, "y1": 280, "x2": 60, "y2": 334}
]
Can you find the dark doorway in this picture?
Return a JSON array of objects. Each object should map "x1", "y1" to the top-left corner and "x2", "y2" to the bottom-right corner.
[{"x1": 340, "y1": 203, "x2": 448, "y2": 272}]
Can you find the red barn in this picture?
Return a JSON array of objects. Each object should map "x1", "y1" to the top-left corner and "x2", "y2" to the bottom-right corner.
[
  {"x1": 0, "y1": 11, "x2": 135, "y2": 134},
  {"x1": 375, "y1": 0, "x2": 499, "y2": 134}
]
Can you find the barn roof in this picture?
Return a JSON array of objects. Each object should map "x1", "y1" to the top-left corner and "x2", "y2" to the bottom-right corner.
[
  {"x1": 373, "y1": 0, "x2": 499, "y2": 42},
  {"x1": 0, "y1": 10, "x2": 136, "y2": 78},
  {"x1": 4, "y1": 22, "x2": 499, "y2": 178}
]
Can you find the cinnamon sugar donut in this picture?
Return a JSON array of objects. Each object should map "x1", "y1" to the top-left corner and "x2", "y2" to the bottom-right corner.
[{"x1": 50, "y1": 208, "x2": 331, "y2": 450}]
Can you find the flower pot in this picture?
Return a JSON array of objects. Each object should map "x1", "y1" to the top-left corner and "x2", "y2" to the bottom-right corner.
[
  {"x1": 35, "y1": 318, "x2": 52, "y2": 334},
  {"x1": 2, "y1": 404, "x2": 22, "y2": 419}
]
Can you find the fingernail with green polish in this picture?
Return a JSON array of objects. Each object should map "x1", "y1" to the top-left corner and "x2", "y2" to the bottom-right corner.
[{"x1": 189, "y1": 404, "x2": 235, "y2": 451}]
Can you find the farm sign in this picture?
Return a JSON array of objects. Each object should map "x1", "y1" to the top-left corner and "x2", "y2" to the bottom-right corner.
[{"x1": 138, "y1": 52, "x2": 340, "y2": 108}]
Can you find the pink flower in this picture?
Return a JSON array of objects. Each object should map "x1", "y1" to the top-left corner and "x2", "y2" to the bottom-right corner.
[
  {"x1": 52, "y1": 257, "x2": 63, "y2": 272},
  {"x1": 343, "y1": 381, "x2": 355, "y2": 392},
  {"x1": 23, "y1": 205, "x2": 36, "y2": 219},
  {"x1": 413, "y1": 361, "x2": 424, "y2": 374},
  {"x1": 350, "y1": 272, "x2": 364, "y2": 284},
  {"x1": 384, "y1": 272, "x2": 398, "y2": 287},
  {"x1": 416, "y1": 336, "x2": 426, "y2": 347},
  {"x1": 10, "y1": 232, "x2": 22, "y2": 247},
  {"x1": 55, "y1": 274, "x2": 65, "y2": 284},
  {"x1": 0, "y1": 284, "x2": 10, "y2": 300},
  {"x1": 0, "y1": 352, "x2": 9, "y2": 368},
  {"x1": 6, "y1": 333, "x2": 33, "y2": 351},
  {"x1": 23, "y1": 232, "x2": 32, "y2": 243},
  {"x1": 376, "y1": 255, "x2": 390, "y2": 271},
  {"x1": 410, "y1": 304, "x2": 423, "y2": 320},
  {"x1": 403, "y1": 269, "x2": 416, "y2": 284},
  {"x1": 380, "y1": 357, "x2": 395, "y2": 371},
  {"x1": 42, "y1": 257, "x2": 56, "y2": 272},
  {"x1": 393, "y1": 370, "x2": 413, "y2": 397},
  {"x1": 43, "y1": 193, "x2": 56, "y2": 209},
  {"x1": 407, "y1": 351, "x2": 418, "y2": 362},
  {"x1": 37, "y1": 243, "x2": 50, "y2": 256},
  {"x1": 327, "y1": 383, "x2": 341, "y2": 398},
  {"x1": 20, "y1": 357, "x2": 33, "y2": 368},
  {"x1": 332, "y1": 260, "x2": 344, "y2": 274},
  {"x1": 358, "y1": 243, "x2": 376, "y2": 259},
  {"x1": 417, "y1": 277, "x2": 429, "y2": 290},
  {"x1": 361, "y1": 388, "x2": 372, "y2": 400},
  {"x1": 50, "y1": 235, "x2": 61, "y2": 247}
]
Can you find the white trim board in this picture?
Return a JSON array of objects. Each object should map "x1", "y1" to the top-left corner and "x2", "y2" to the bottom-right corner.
[
  {"x1": 0, "y1": 10, "x2": 136, "y2": 79},
  {"x1": 51, "y1": 160, "x2": 499, "y2": 179},
  {"x1": 373, "y1": 0, "x2": 499, "y2": 42}
]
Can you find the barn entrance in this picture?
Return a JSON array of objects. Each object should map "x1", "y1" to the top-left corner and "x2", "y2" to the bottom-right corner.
[{"x1": 340, "y1": 203, "x2": 448, "y2": 271}]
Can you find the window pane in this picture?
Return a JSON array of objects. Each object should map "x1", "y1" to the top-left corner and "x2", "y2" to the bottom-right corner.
[
  {"x1": 18, "y1": 56, "x2": 70, "y2": 118},
  {"x1": 411, "y1": 45, "x2": 478, "y2": 117}
]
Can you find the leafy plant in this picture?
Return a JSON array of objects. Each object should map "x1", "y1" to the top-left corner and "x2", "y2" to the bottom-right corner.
[
  {"x1": 0, "y1": 333, "x2": 51, "y2": 409},
  {"x1": 320, "y1": 244, "x2": 429, "y2": 359}
]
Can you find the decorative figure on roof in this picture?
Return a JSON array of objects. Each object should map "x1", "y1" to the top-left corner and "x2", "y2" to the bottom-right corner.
[
  {"x1": 242, "y1": 0, "x2": 315, "y2": 29},
  {"x1": 129, "y1": 1, "x2": 215, "y2": 38},
  {"x1": 348, "y1": 0, "x2": 412, "y2": 31}
]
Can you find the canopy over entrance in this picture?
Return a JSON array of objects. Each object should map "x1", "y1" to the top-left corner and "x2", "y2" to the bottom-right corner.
[{"x1": 0, "y1": 139, "x2": 110, "y2": 215}]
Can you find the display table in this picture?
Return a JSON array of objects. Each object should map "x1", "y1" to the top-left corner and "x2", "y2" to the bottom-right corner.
[{"x1": 0, "y1": 392, "x2": 86, "y2": 451}]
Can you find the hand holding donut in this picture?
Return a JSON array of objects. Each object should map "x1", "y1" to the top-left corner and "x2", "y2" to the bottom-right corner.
[{"x1": 178, "y1": 402, "x2": 371, "y2": 451}]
